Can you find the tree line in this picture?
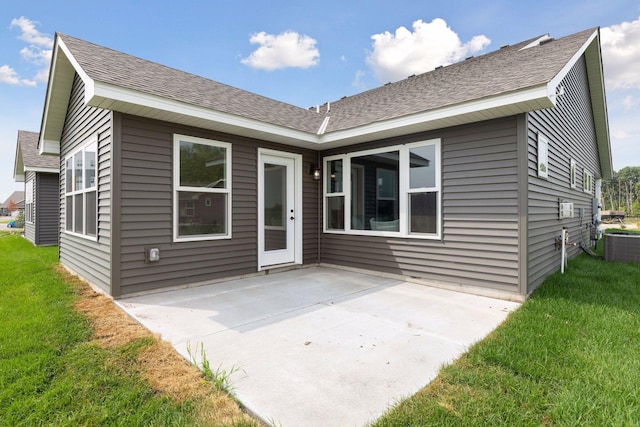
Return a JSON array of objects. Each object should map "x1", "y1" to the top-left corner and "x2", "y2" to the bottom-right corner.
[{"x1": 601, "y1": 166, "x2": 640, "y2": 216}]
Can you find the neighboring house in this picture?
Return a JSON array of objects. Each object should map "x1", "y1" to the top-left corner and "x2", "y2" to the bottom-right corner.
[
  {"x1": 37, "y1": 27, "x2": 611, "y2": 300},
  {"x1": 13, "y1": 130, "x2": 60, "y2": 245},
  {"x1": 0, "y1": 191, "x2": 24, "y2": 217}
]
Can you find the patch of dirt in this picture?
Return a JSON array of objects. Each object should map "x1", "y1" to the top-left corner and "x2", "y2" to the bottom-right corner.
[{"x1": 56, "y1": 265, "x2": 258, "y2": 426}]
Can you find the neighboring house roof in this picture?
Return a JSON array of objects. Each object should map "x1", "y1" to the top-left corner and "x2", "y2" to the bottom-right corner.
[
  {"x1": 13, "y1": 130, "x2": 59, "y2": 182},
  {"x1": 0, "y1": 191, "x2": 25, "y2": 209},
  {"x1": 38, "y1": 27, "x2": 612, "y2": 177}
]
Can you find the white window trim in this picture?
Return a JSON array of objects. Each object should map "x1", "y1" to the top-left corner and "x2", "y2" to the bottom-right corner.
[
  {"x1": 570, "y1": 159, "x2": 577, "y2": 189},
  {"x1": 64, "y1": 135, "x2": 98, "y2": 241},
  {"x1": 323, "y1": 139, "x2": 441, "y2": 240},
  {"x1": 25, "y1": 178, "x2": 34, "y2": 224},
  {"x1": 583, "y1": 169, "x2": 593, "y2": 194},
  {"x1": 537, "y1": 133, "x2": 549, "y2": 179},
  {"x1": 173, "y1": 134, "x2": 232, "y2": 242}
]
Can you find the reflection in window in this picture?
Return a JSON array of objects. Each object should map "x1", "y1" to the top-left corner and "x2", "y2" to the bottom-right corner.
[
  {"x1": 65, "y1": 138, "x2": 97, "y2": 238},
  {"x1": 324, "y1": 140, "x2": 440, "y2": 237},
  {"x1": 351, "y1": 151, "x2": 399, "y2": 230},
  {"x1": 174, "y1": 135, "x2": 231, "y2": 240}
]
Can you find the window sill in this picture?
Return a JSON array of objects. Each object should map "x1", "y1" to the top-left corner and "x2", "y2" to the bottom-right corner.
[
  {"x1": 323, "y1": 229, "x2": 441, "y2": 240},
  {"x1": 173, "y1": 234, "x2": 232, "y2": 243},
  {"x1": 63, "y1": 230, "x2": 98, "y2": 242}
]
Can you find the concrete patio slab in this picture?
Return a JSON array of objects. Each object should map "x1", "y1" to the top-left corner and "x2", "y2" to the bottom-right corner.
[{"x1": 117, "y1": 267, "x2": 520, "y2": 426}]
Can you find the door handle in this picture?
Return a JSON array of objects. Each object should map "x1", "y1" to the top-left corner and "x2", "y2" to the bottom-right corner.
[{"x1": 290, "y1": 216, "x2": 295, "y2": 220}]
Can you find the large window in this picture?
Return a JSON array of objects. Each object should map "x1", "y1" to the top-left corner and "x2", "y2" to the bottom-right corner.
[
  {"x1": 65, "y1": 137, "x2": 97, "y2": 238},
  {"x1": 324, "y1": 139, "x2": 440, "y2": 238},
  {"x1": 25, "y1": 179, "x2": 34, "y2": 224},
  {"x1": 173, "y1": 134, "x2": 232, "y2": 241}
]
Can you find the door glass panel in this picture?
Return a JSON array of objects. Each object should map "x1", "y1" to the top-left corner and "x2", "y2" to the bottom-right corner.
[{"x1": 264, "y1": 163, "x2": 287, "y2": 251}]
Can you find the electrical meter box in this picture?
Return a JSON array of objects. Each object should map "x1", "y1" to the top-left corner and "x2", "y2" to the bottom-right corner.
[{"x1": 559, "y1": 202, "x2": 574, "y2": 219}]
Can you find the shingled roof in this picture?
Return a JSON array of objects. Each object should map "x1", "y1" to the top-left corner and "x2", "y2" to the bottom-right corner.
[
  {"x1": 322, "y1": 28, "x2": 598, "y2": 133},
  {"x1": 59, "y1": 34, "x2": 323, "y2": 134},
  {"x1": 39, "y1": 27, "x2": 610, "y2": 175},
  {"x1": 13, "y1": 130, "x2": 59, "y2": 182}
]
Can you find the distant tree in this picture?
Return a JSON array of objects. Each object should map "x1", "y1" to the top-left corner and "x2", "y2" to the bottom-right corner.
[
  {"x1": 602, "y1": 166, "x2": 640, "y2": 215},
  {"x1": 7, "y1": 199, "x2": 18, "y2": 214}
]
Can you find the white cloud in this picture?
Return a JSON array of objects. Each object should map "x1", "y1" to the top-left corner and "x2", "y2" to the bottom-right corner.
[
  {"x1": 352, "y1": 70, "x2": 366, "y2": 90},
  {"x1": 10, "y1": 16, "x2": 53, "y2": 47},
  {"x1": 0, "y1": 64, "x2": 35, "y2": 86},
  {"x1": 0, "y1": 65, "x2": 20, "y2": 85},
  {"x1": 601, "y1": 16, "x2": 640, "y2": 90},
  {"x1": 20, "y1": 46, "x2": 52, "y2": 65},
  {"x1": 242, "y1": 31, "x2": 319, "y2": 70},
  {"x1": 33, "y1": 67, "x2": 49, "y2": 83},
  {"x1": 622, "y1": 95, "x2": 638, "y2": 110},
  {"x1": 1, "y1": 16, "x2": 53, "y2": 87},
  {"x1": 366, "y1": 18, "x2": 490, "y2": 83}
]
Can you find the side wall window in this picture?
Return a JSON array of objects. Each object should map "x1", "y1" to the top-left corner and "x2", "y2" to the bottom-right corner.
[
  {"x1": 537, "y1": 133, "x2": 549, "y2": 179},
  {"x1": 324, "y1": 139, "x2": 441, "y2": 239},
  {"x1": 583, "y1": 169, "x2": 593, "y2": 194},
  {"x1": 570, "y1": 159, "x2": 577, "y2": 189},
  {"x1": 173, "y1": 134, "x2": 232, "y2": 242},
  {"x1": 25, "y1": 179, "x2": 34, "y2": 223},
  {"x1": 64, "y1": 137, "x2": 97, "y2": 239}
]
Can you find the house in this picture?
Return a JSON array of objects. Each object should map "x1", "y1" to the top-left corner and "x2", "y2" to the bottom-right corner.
[
  {"x1": 1, "y1": 190, "x2": 25, "y2": 217},
  {"x1": 37, "y1": 27, "x2": 611, "y2": 300},
  {"x1": 13, "y1": 130, "x2": 60, "y2": 245}
]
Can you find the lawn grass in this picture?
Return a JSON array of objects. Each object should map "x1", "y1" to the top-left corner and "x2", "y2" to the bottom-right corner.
[
  {"x1": 373, "y1": 252, "x2": 640, "y2": 426},
  {"x1": 0, "y1": 235, "x2": 257, "y2": 426}
]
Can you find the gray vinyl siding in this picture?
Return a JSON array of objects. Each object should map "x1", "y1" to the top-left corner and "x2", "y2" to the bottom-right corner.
[
  {"x1": 35, "y1": 172, "x2": 60, "y2": 245},
  {"x1": 24, "y1": 171, "x2": 36, "y2": 244},
  {"x1": 526, "y1": 56, "x2": 600, "y2": 293},
  {"x1": 116, "y1": 114, "x2": 319, "y2": 296},
  {"x1": 320, "y1": 117, "x2": 521, "y2": 293},
  {"x1": 59, "y1": 74, "x2": 112, "y2": 293}
]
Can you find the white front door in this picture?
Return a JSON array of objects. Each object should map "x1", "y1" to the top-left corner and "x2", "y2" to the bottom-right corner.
[{"x1": 258, "y1": 149, "x2": 302, "y2": 269}]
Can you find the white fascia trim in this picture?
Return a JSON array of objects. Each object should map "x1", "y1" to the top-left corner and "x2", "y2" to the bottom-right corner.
[
  {"x1": 40, "y1": 139, "x2": 61, "y2": 155},
  {"x1": 547, "y1": 30, "x2": 598, "y2": 101},
  {"x1": 318, "y1": 85, "x2": 551, "y2": 144},
  {"x1": 24, "y1": 167, "x2": 59, "y2": 174},
  {"x1": 14, "y1": 174, "x2": 25, "y2": 183},
  {"x1": 90, "y1": 81, "x2": 320, "y2": 145},
  {"x1": 57, "y1": 38, "x2": 95, "y2": 103},
  {"x1": 38, "y1": 45, "x2": 61, "y2": 155}
]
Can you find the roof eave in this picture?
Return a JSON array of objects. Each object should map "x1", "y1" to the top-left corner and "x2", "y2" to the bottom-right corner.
[
  {"x1": 546, "y1": 28, "x2": 612, "y2": 179},
  {"x1": 13, "y1": 138, "x2": 24, "y2": 182},
  {"x1": 24, "y1": 166, "x2": 60, "y2": 174},
  {"x1": 38, "y1": 36, "x2": 86, "y2": 156},
  {"x1": 585, "y1": 30, "x2": 613, "y2": 180},
  {"x1": 88, "y1": 81, "x2": 321, "y2": 147},
  {"x1": 317, "y1": 85, "x2": 553, "y2": 149}
]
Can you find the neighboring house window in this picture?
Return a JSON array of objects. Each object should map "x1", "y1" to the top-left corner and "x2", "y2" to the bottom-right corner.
[
  {"x1": 173, "y1": 134, "x2": 232, "y2": 241},
  {"x1": 570, "y1": 159, "x2": 577, "y2": 189},
  {"x1": 65, "y1": 137, "x2": 98, "y2": 239},
  {"x1": 324, "y1": 139, "x2": 440, "y2": 239},
  {"x1": 583, "y1": 169, "x2": 593, "y2": 194},
  {"x1": 25, "y1": 179, "x2": 34, "y2": 224},
  {"x1": 537, "y1": 133, "x2": 549, "y2": 179}
]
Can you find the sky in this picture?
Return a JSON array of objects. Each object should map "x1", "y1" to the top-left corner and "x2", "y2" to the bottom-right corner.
[{"x1": 1, "y1": 0, "x2": 639, "y2": 202}]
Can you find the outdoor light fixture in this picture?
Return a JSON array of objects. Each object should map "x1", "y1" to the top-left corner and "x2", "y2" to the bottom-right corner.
[{"x1": 309, "y1": 163, "x2": 321, "y2": 180}]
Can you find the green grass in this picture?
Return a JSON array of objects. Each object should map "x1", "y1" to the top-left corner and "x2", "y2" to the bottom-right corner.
[
  {"x1": 0, "y1": 235, "x2": 254, "y2": 426},
  {"x1": 374, "y1": 252, "x2": 640, "y2": 426}
]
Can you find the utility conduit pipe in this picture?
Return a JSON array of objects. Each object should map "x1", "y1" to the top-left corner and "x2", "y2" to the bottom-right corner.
[{"x1": 561, "y1": 227, "x2": 568, "y2": 274}]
